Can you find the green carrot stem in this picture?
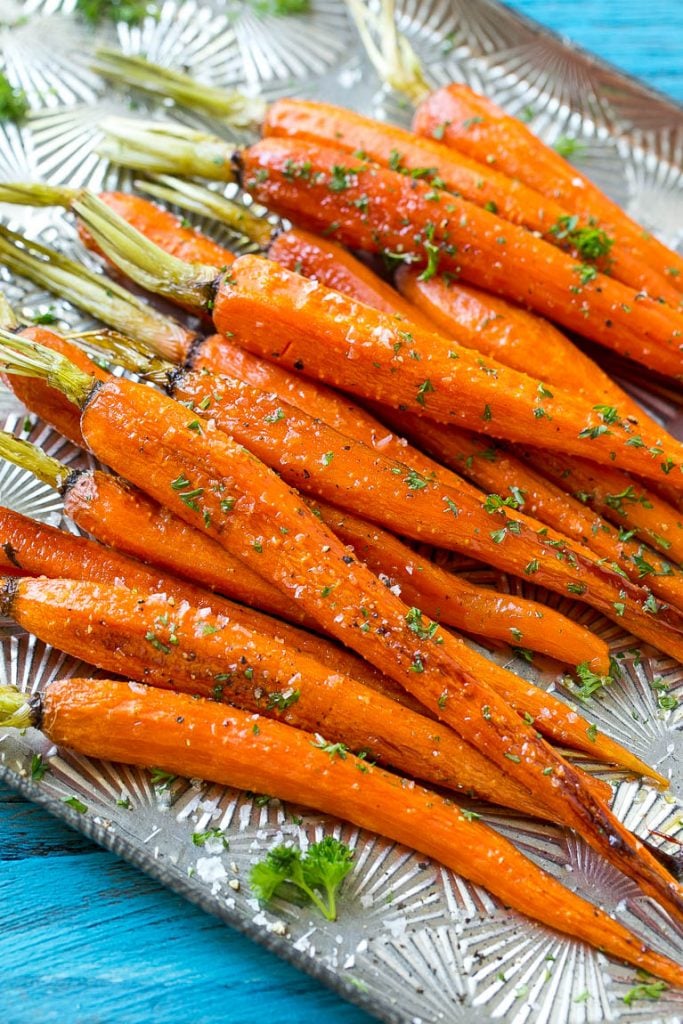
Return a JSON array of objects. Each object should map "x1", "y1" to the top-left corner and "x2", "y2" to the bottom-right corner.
[
  {"x1": 0, "y1": 328, "x2": 93, "y2": 407},
  {"x1": 70, "y1": 192, "x2": 217, "y2": 309},
  {"x1": 345, "y1": 0, "x2": 429, "y2": 104},
  {"x1": 136, "y1": 174, "x2": 273, "y2": 247},
  {"x1": 0, "y1": 684, "x2": 36, "y2": 730},
  {"x1": 0, "y1": 430, "x2": 69, "y2": 490},
  {"x1": 0, "y1": 182, "x2": 77, "y2": 208},
  {"x1": 92, "y1": 49, "x2": 266, "y2": 128},
  {"x1": 98, "y1": 117, "x2": 235, "y2": 180},
  {"x1": 0, "y1": 224, "x2": 192, "y2": 362},
  {"x1": 0, "y1": 291, "x2": 18, "y2": 330}
]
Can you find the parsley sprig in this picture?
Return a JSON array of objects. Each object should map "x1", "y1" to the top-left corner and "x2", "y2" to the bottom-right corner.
[{"x1": 250, "y1": 836, "x2": 354, "y2": 920}]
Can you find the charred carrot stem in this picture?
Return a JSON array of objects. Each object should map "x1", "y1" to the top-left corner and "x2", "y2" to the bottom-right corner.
[
  {"x1": 412, "y1": 84, "x2": 683, "y2": 292},
  {"x1": 263, "y1": 98, "x2": 681, "y2": 305},
  {"x1": 0, "y1": 504, "x2": 411, "y2": 711},
  {"x1": 1, "y1": 574, "x2": 553, "y2": 816},
  {"x1": 1, "y1": 338, "x2": 680, "y2": 918},
  {"x1": 236, "y1": 137, "x2": 683, "y2": 377},
  {"x1": 5, "y1": 677, "x2": 682, "y2": 985}
]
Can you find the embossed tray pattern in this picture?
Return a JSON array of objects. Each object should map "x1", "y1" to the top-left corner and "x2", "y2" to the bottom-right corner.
[{"x1": 0, "y1": 3, "x2": 682, "y2": 1022}]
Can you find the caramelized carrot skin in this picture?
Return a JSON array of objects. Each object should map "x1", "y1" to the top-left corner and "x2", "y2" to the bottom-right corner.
[
  {"x1": 10, "y1": 576, "x2": 548, "y2": 816},
  {"x1": 41, "y1": 677, "x2": 683, "y2": 986},
  {"x1": 173, "y1": 360, "x2": 683, "y2": 665},
  {"x1": 413, "y1": 85, "x2": 683, "y2": 291},
  {"x1": 239, "y1": 138, "x2": 683, "y2": 377},
  {"x1": 395, "y1": 266, "x2": 662, "y2": 429},
  {"x1": 212, "y1": 253, "x2": 683, "y2": 486},
  {"x1": 268, "y1": 227, "x2": 438, "y2": 330},
  {"x1": 264, "y1": 99, "x2": 681, "y2": 304},
  {"x1": 385, "y1": 413, "x2": 683, "y2": 614},
  {"x1": 311, "y1": 497, "x2": 610, "y2": 672},
  {"x1": 0, "y1": 505, "x2": 405, "y2": 705}
]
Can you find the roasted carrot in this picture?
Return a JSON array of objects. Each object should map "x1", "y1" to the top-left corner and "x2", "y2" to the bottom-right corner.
[
  {"x1": 522, "y1": 449, "x2": 683, "y2": 565},
  {"x1": 263, "y1": 98, "x2": 682, "y2": 305},
  {"x1": 394, "y1": 266, "x2": 664, "y2": 430},
  {"x1": 4, "y1": 677, "x2": 681, "y2": 984},
  {"x1": 67, "y1": 193, "x2": 683, "y2": 481},
  {"x1": 234, "y1": 137, "x2": 683, "y2": 377},
  {"x1": 378, "y1": 412, "x2": 683, "y2": 614},
  {"x1": 0, "y1": 359, "x2": 634, "y2": 766},
  {"x1": 412, "y1": 84, "x2": 683, "y2": 292},
  {"x1": 310, "y1": 496, "x2": 610, "y2": 666},
  {"x1": 2, "y1": 574, "x2": 558, "y2": 816},
  {"x1": 1, "y1": 336, "x2": 679, "y2": 918},
  {"x1": 0, "y1": 504, "x2": 415, "y2": 712}
]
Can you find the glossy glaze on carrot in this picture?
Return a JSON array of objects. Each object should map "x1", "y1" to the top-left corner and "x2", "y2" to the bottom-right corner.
[
  {"x1": 238, "y1": 137, "x2": 683, "y2": 377},
  {"x1": 412, "y1": 84, "x2": 683, "y2": 292},
  {"x1": 36, "y1": 678, "x2": 683, "y2": 985},
  {"x1": 263, "y1": 98, "x2": 681, "y2": 304}
]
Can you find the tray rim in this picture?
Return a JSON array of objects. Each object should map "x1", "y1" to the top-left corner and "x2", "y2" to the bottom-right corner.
[{"x1": 1, "y1": 1, "x2": 682, "y2": 1022}]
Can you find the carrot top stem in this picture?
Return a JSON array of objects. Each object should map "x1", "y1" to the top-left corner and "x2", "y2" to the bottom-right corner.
[
  {"x1": 98, "y1": 117, "x2": 236, "y2": 180},
  {"x1": 92, "y1": 49, "x2": 267, "y2": 128},
  {"x1": 70, "y1": 191, "x2": 217, "y2": 310},
  {"x1": 0, "y1": 290, "x2": 18, "y2": 330},
  {"x1": 0, "y1": 182, "x2": 77, "y2": 208},
  {"x1": 0, "y1": 224, "x2": 191, "y2": 359},
  {"x1": 135, "y1": 174, "x2": 273, "y2": 248},
  {"x1": 0, "y1": 430, "x2": 69, "y2": 490},
  {"x1": 0, "y1": 329, "x2": 92, "y2": 407},
  {"x1": 345, "y1": 0, "x2": 429, "y2": 104},
  {"x1": 0, "y1": 684, "x2": 35, "y2": 730}
]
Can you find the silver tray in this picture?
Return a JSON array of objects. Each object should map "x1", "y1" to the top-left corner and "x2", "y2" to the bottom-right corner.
[{"x1": 0, "y1": 2, "x2": 682, "y2": 1021}]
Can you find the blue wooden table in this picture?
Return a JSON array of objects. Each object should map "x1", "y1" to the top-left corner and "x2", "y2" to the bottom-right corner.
[{"x1": 2, "y1": 4, "x2": 682, "y2": 1023}]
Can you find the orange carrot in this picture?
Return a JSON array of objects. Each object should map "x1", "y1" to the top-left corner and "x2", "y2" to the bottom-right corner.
[
  {"x1": 207, "y1": 252, "x2": 683, "y2": 484},
  {"x1": 0, "y1": 503, "x2": 404, "y2": 700},
  {"x1": 235, "y1": 137, "x2": 683, "y2": 377},
  {"x1": 378, "y1": 412, "x2": 683, "y2": 614},
  {"x1": 3, "y1": 337, "x2": 680, "y2": 918},
  {"x1": 263, "y1": 98, "x2": 681, "y2": 304},
  {"x1": 3, "y1": 574, "x2": 555, "y2": 816},
  {"x1": 413, "y1": 84, "x2": 683, "y2": 293},
  {"x1": 311, "y1": 496, "x2": 609, "y2": 668},
  {"x1": 522, "y1": 449, "x2": 683, "y2": 564},
  {"x1": 168, "y1": 359, "x2": 683, "y2": 663},
  {"x1": 395, "y1": 265, "x2": 663, "y2": 430},
  {"x1": 5, "y1": 676, "x2": 681, "y2": 984}
]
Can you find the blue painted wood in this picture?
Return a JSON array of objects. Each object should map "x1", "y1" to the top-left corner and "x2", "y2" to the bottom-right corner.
[{"x1": 2, "y1": 4, "x2": 680, "y2": 1023}]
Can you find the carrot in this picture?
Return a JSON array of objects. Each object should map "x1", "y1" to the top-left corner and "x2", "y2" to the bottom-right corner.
[
  {"x1": 0, "y1": 504, "x2": 413, "y2": 713},
  {"x1": 310, "y1": 496, "x2": 610, "y2": 667},
  {"x1": 394, "y1": 266, "x2": 664, "y2": 430},
  {"x1": 2, "y1": 336, "x2": 679, "y2": 918},
  {"x1": 4, "y1": 677, "x2": 681, "y2": 985},
  {"x1": 0, "y1": 345, "x2": 635, "y2": 766},
  {"x1": 379, "y1": 412, "x2": 683, "y2": 615},
  {"x1": 412, "y1": 84, "x2": 683, "y2": 293},
  {"x1": 3, "y1": 574, "x2": 557, "y2": 817},
  {"x1": 169, "y1": 359, "x2": 683, "y2": 663},
  {"x1": 234, "y1": 137, "x2": 683, "y2": 377},
  {"x1": 263, "y1": 98, "x2": 681, "y2": 305},
  {"x1": 522, "y1": 449, "x2": 683, "y2": 565},
  {"x1": 68, "y1": 194, "x2": 683, "y2": 483}
]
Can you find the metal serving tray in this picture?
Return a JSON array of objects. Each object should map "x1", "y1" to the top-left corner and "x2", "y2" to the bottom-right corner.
[{"x1": 0, "y1": 2, "x2": 681, "y2": 1021}]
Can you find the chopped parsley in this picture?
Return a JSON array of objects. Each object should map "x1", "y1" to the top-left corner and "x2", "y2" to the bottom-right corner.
[{"x1": 0, "y1": 72, "x2": 29, "y2": 123}]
